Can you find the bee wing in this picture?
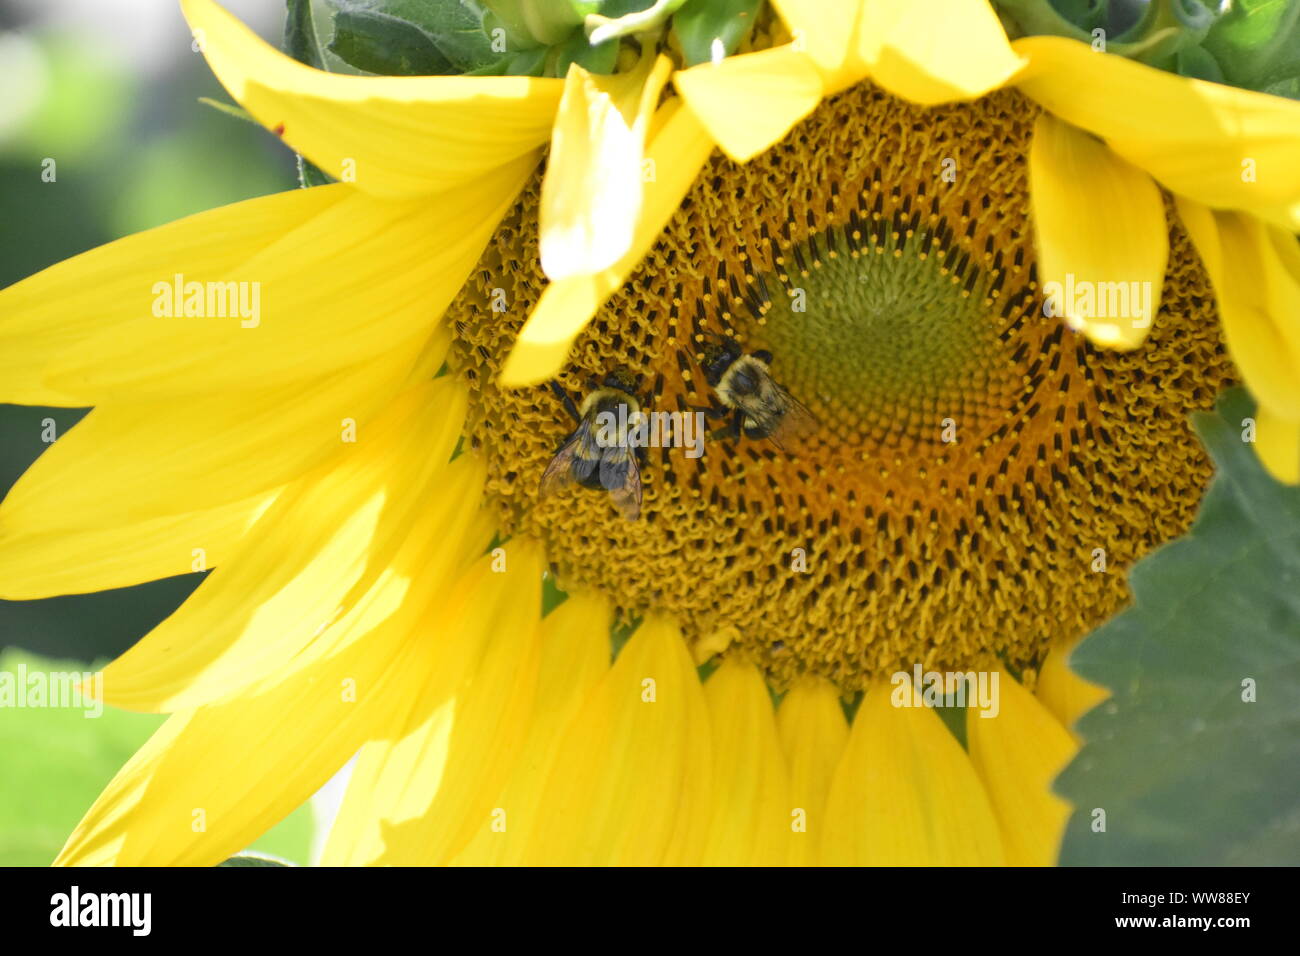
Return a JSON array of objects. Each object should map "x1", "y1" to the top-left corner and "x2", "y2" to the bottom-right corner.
[
  {"x1": 600, "y1": 447, "x2": 643, "y2": 520},
  {"x1": 539, "y1": 427, "x2": 588, "y2": 497},
  {"x1": 768, "y1": 388, "x2": 819, "y2": 451}
]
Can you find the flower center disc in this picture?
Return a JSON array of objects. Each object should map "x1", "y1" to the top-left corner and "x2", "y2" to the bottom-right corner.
[{"x1": 449, "y1": 83, "x2": 1235, "y2": 690}]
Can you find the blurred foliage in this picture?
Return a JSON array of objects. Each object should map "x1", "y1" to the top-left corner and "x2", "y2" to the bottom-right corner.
[
  {"x1": 0, "y1": 6, "x2": 310, "y2": 865},
  {"x1": 0, "y1": 10, "x2": 296, "y2": 665},
  {"x1": 0, "y1": 649, "x2": 314, "y2": 866}
]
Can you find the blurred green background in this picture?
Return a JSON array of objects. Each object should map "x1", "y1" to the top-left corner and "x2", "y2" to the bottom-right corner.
[{"x1": 0, "y1": 0, "x2": 315, "y2": 865}]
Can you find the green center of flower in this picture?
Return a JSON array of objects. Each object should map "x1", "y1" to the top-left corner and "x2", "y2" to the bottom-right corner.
[{"x1": 735, "y1": 222, "x2": 1017, "y2": 448}]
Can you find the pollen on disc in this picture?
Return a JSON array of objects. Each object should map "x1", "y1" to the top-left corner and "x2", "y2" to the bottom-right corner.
[{"x1": 445, "y1": 82, "x2": 1236, "y2": 692}]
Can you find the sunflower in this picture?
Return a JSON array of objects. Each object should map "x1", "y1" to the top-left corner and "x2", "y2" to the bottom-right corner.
[{"x1": 3, "y1": 0, "x2": 1298, "y2": 866}]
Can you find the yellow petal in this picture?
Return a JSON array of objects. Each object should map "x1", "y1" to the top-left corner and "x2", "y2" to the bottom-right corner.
[
  {"x1": 541, "y1": 55, "x2": 673, "y2": 279},
  {"x1": 1176, "y1": 198, "x2": 1300, "y2": 421},
  {"x1": 522, "y1": 614, "x2": 712, "y2": 865},
  {"x1": 45, "y1": 164, "x2": 527, "y2": 402},
  {"x1": 770, "y1": 0, "x2": 868, "y2": 93},
  {"x1": 821, "y1": 680, "x2": 1004, "y2": 865},
  {"x1": 1256, "y1": 407, "x2": 1300, "y2": 485},
  {"x1": 501, "y1": 97, "x2": 714, "y2": 385},
  {"x1": 1030, "y1": 112, "x2": 1168, "y2": 349},
  {"x1": 698, "y1": 660, "x2": 790, "y2": 865},
  {"x1": 55, "y1": 577, "x2": 443, "y2": 866},
  {"x1": 450, "y1": 591, "x2": 613, "y2": 865},
  {"x1": 0, "y1": 348, "x2": 414, "y2": 534},
  {"x1": 100, "y1": 383, "x2": 484, "y2": 712},
  {"x1": 0, "y1": 491, "x2": 275, "y2": 600},
  {"x1": 321, "y1": 541, "x2": 545, "y2": 866},
  {"x1": 181, "y1": 0, "x2": 560, "y2": 198},
  {"x1": 776, "y1": 677, "x2": 849, "y2": 865},
  {"x1": 674, "y1": 44, "x2": 825, "y2": 163},
  {"x1": 1036, "y1": 639, "x2": 1110, "y2": 738},
  {"x1": 857, "y1": 0, "x2": 1025, "y2": 104},
  {"x1": 1015, "y1": 35, "x2": 1300, "y2": 230},
  {"x1": 967, "y1": 672, "x2": 1078, "y2": 865},
  {"x1": 0, "y1": 186, "x2": 346, "y2": 406}
]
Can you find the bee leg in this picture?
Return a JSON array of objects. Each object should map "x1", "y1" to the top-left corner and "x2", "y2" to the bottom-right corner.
[
  {"x1": 708, "y1": 410, "x2": 743, "y2": 443},
  {"x1": 688, "y1": 402, "x2": 730, "y2": 421},
  {"x1": 547, "y1": 380, "x2": 583, "y2": 425},
  {"x1": 753, "y1": 349, "x2": 773, "y2": 364}
]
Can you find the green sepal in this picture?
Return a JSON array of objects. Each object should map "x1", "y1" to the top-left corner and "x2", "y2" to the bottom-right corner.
[
  {"x1": 671, "y1": 0, "x2": 762, "y2": 66},
  {"x1": 995, "y1": 0, "x2": 1218, "y2": 67},
  {"x1": 284, "y1": 0, "x2": 327, "y2": 69},
  {"x1": 482, "y1": 0, "x2": 586, "y2": 45},
  {"x1": 298, "y1": 153, "x2": 336, "y2": 188},
  {"x1": 1174, "y1": 41, "x2": 1224, "y2": 83},
  {"x1": 587, "y1": 0, "x2": 688, "y2": 45},
  {"x1": 283, "y1": 0, "x2": 333, "y2": 188},
  {"x1": 1202, "y1": 0, "x2": 1300, "y2": 98},
  {"x1": 465, "y1": 45, "x2": 551, "y2": 76},
  {"x1": 551, "y1": 26, "x2": 620, "y2": 75},
  {"x1": 995, "y1": 0, "x2": 1300, "y2": 98}
]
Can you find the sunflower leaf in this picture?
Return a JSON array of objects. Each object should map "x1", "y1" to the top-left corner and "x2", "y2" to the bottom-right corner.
[
  {"x1": 328, "y1": 9, "x2": 456, "y2": 74},
  {"x1": 1056, "y1": 388, "x2": 1300, "y2": 865},
  {"x1": 326, "y1": 0, "x2": 503, "y2": 71}
]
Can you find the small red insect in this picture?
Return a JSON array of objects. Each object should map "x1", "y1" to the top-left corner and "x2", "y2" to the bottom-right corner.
[{"x1": 272, "y1": 123, "x2": 286, "y2": 137}]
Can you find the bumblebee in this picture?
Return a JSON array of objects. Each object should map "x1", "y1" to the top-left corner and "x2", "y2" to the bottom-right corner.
[
  {"x1": 539, "y1": 369, "x2": 645, "y2": 520},
  {"x1": 698, "y1": 337, "x2": 816, "y2": 449}
]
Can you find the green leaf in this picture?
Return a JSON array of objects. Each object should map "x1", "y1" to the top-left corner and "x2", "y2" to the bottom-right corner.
[
  {"x1": 325, "y1": 1, "x2": 502, "y2": 70},
  {"x1": 672, "y1": 0, "x2": 762, "y2": 66},
  {"x1": 328, "y1": 8, "x2": 455, "y2": 74},
  {"x1": 1056, "y1": 388, "x2": 1300, "y2": 865}
]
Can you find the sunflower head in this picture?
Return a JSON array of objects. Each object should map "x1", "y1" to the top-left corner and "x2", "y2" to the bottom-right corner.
[{"x1": 3, "y1": 0, "x2": 1297, "y2": 870}]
